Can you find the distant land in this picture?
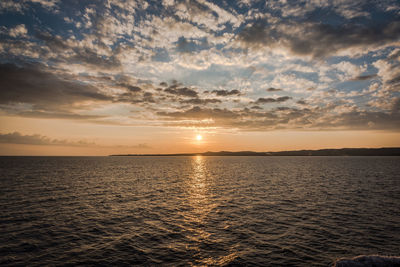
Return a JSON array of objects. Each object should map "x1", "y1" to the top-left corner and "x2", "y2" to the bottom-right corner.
[{"x1": 111, "y1": 147, "x2": 400, "y2": 156}]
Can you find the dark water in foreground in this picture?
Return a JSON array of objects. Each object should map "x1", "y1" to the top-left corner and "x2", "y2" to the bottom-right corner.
[{"x1": 1, "y1": 156, "x2": 399, "y2": 266}]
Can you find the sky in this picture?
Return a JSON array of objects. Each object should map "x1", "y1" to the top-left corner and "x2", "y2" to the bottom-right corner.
[{"x1": 0, "y1": 0, "x2": 399, "y2": 155}]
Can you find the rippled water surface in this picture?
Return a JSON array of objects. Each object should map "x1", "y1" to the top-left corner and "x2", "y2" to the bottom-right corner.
[{"x1": 1, "y1": 156, "x2": 399, "y2": 266}]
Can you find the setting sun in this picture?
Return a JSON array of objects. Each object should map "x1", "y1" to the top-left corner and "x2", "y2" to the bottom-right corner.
[{"x1": 196, "y1": 134, "x2": 203, "y2": 141}]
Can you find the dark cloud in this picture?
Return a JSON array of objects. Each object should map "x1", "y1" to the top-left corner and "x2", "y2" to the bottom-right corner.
[
  {"x1": 70, "y1": 47, "x2": 120, "y2": 68},
  {"x1": 116, "y1": 91, "x2": 156, "y2": 104},
  {"x1": 387, "y1": 73, "x2": 400, "y2": 86},
  {"x1": 154, "y1": 101, "x2": 400, "y2": 131},
  {"x1": 156, "y1": 105, "x2": 311, "y2": 130},
  {"x1": 0, "y1": 132, "x2": 95, "y2": 146},
  {"x1": 180, "y1": 98, "x2": 222, "y2": 105},
  {"x1": 0, "y1": 63, "x2": 112, "y2": 107},
  {"x1": 251, "y1": 106, "x2": 263, "y2": 109},
  {"x1": 164, "y1": 86, "x2": 198, "y2": 97},
  {"x1": 267, "y1": 87, "x2": 283, "y2": 92},
  {"x1": 14, "y1": 110, "x2": 106, "y2": 120},
  {"x1": 157, "y1": 106, "x2": 239, "y2": 120},
  {"x1": 175, "y1": 36, "x2": 210, "y2": 54},
  {"x1": 0, "y1": 131, "x2": 152, "y2": 148},
  {"x1": 275, "y1": 106, "x2": 291, "y2": 111},
  {"x1": 117, "y1": 83, "x2": 142, "y2": 92},
  {"x1": 142, "y1": 92, "x2": 156, "y2": 103},
  {"x1": 176, "y1": 36, "x2": 197, "y2": 54},
  {"x1": 237, "y1": 21, "x2": 273, "y2": 47},
  {"x1": 211, "y1": 89, "x2": 241, "y2": 96},
  {"x1": 392, "y1": 97, "x2": 400, "y2": 113},
  {"x1": 238, "y1": 20, "x2": 400, "y2": 58},
  {"x1": 314, "y1": 111, "x2": 400, "y2": 130},
  {"x1": 350, "y1": 74, "x2": 378, "y2": 81},
  {"x1": 35, "y1": 31, "x2": 69, "y2": 51},
  {"x1": 0, "y1": 63, "x2": 116, "y2": 121},
  {"x1": 255, "y1": 96, "x2": 292, "y2": 104}
]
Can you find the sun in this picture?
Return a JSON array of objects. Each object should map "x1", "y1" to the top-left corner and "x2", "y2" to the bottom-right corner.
[{"x1": 196, "y1": 134, "x2": 203, "y2": 141}]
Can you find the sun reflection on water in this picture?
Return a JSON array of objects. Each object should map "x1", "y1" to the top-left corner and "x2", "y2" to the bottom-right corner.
[
  {"x1": 185, "y1": 155, "x2": 209, "y2": 233},
  {"x1": 180, "y1": 156, "x2": 238, "y2": 265},
  {"x1": 191, "y1": 156, "x2": 207, "y2": 200}
]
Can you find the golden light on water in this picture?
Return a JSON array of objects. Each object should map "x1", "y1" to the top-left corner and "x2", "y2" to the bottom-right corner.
[
  {"x1": 187, "y1": 155, "x2": 238, "y2": 264},
  {"x1": 184, "y1": 156, "x2": 211, "y2": 240}
]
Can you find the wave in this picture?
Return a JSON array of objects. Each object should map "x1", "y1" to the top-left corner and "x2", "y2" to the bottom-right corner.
[{"x1": 334, "y1": 255, "x2": 400, "y2": 267}]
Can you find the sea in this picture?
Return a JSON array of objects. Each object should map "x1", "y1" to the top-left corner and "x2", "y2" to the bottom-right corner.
[{"x1": 1, "y1": 156, "x2": 399, "y2": 266}]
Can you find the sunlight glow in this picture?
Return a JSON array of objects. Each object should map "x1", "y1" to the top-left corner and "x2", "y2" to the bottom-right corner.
[{"x1": 196, "y1": 134, "x2": 203, "y2": 141}]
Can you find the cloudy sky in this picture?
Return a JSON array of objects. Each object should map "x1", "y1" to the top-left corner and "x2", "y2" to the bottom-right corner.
[{"x1": 0, "y1": 0, "x2": 399, "y2": 155}]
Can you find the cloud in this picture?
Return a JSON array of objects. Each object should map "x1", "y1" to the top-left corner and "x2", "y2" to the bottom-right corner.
[
  {"x1": 266, "y1": 87, "x2": 283, "y2": 92},
  {"x1": 153, "y1": 96, "x2": 400, "y2": 131},
  {"x1": 30, "y1": 0, "x2": 59, "y2": 8},
  {"x1": 350, "y1": 74, "x2": 378, "y2": 81},
  {"x1": 0, "y1": 0, "x2": 399, "y2": 134},
  {"x1": 35, "y1": 31, "x2": 121, "y2": 69},
  {"x1": 237, "y1": 20, "x2": 400, "y2": 58},
  {"x1": 34, "y1": 31, "x2": 69, "y2": 51},
  {"x1": 373, "y1": 55, "x2": 400, "y2": 91},
  {"x1": 314, "y1": 110, "x2": 400, "y2": 130},
  {"x1": 173, "y1": 0, "x2": 241, "y2": 32},
  {"x1": 333, "y1": 61, "x2": 366, "y2": 80},
  {"x1": 270, "y1": 74, "x2": 316, "y2": 93},
  {"x1": 164, "y1": 86, "x2": 198, "y2": 97},
  {"x1": 157, "y1": 106, "x2": 239, "y2": 120},
  {"x1": 0, "y1": 0, "x2": 59, "y2": 13},
  {"x1": 175, "y1": 36, "x2": 208, "y2": 54},
  {"x1": 0, "y1": 1, "x2": 25, "y2": 13},
  {"x1": 9, "y1": 24, "x2": 28, "y2": 37},
  {"x1": 118, "y1": 84, "x2": 142, "y2": 92},
  {"x1": 392, "y1": 97, "x2": 400, "y2": 113},
  {"x1": 156, "y1": 105, "x2": 309, "y2": 130},
  {"x1": 211, "y1": 89, "x2": 241, "y2": 96},
  {"x1": 255, "y1": 96, "x2": 292, "y2": 104},
  {"x1": 124, "y1": 143, "x2": 151, "y2": 149},
  {"x1": 0, "y1": 131, "x2": 153, "y2": 149},
  {"x1": 0, "y1": 132, "x2": 95, "y2": 146},
  {"x1": 70, "y1": 47, "x2": 121, "y2": 68},
  {"x1": 180, "y1": 98, "x2": 222, "y2": 105},
  {"x1": 13, "y1": 110, "x2": 106, "y2": 120},
  {"x1": 251, "y1": 105, "x2": 262, "y2": 110},
  {"x1": 116, "y1": 91, "x2": 156, "y2": 104},
  {"x1": 0, "y1": 63, "x2": 117, "y2": 120},
  {"x1": 266, "y1": 0, "x2": 371, "y2": 19},
  {"x1": 113, "y1": 143, "x2": 152, "y2": 149},
  {"x1": 0, "y1": 63, "x2": 112, "y2": 107}
]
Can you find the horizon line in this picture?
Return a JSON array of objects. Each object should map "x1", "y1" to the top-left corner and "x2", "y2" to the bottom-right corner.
[
  {"x1": 110, "y1": 147, "x2": 400, "y2": 156},
  {"x1": 1, "y1": 147, "x2": 400, "y2": 157}
]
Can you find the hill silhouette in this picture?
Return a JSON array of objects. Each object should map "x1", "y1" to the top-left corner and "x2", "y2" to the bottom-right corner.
[{"x1": 111, "y1": 147, "x2": 400, "y2": 156}]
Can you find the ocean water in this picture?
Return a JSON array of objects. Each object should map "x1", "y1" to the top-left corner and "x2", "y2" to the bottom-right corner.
[{"x1": 0, "y1": 156, "x2": 399, "y2": 266}]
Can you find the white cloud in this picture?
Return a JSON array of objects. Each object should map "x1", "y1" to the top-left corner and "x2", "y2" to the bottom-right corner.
[
  {"x1": 332, "y1": 61, "x2": 367, "y2": 80},
  {"x1": 29, "y1": 0, "x2": 59, "y2": 8},
  {"x1": 9, "y1": 24, "x2": 28, "y2": 38}
]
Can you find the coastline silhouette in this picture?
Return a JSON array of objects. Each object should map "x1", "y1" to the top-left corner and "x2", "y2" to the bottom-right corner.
[{"x1": 111, "y1": 147, "x2": 400, "y2": 157}]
